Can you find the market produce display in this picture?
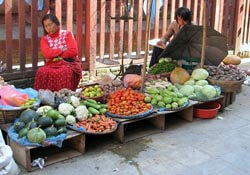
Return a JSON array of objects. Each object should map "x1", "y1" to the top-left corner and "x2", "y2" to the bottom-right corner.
[
  {"x1": 176, "y1": 68, "x2": 221, "y2": 101},
  {"x1": 81, "y1": 84, "x2": 104, "y2": 98},
  {"x1": 149, "y1": 58, "x2": 176, "y2": 75},
  {"x1": 107, "y1": 88, "x2": 152, "y2": 116},
  {"x1": 204, "y1": 64, "x2": 246, "y2": 81},
  {"x1": 99, "y1": 79, "x2": 124, "y2": 101},
  {"x1": 11, "y1": 108, "x2": 67, "y2": 144},
  {"x1": 145, "y1": 85, "x2": 189, "y2": 110},
  {"x1": 74, "y1": 114, "x2": 117, "y2": 133}
]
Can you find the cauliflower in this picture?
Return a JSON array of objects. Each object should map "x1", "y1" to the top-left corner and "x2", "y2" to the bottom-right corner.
[
  {"x1": 75, "y1": 105, "x2": 88, "y2": 121},
  {"x1": 36, "y1": 106, "x2": 53, "y2": 115},
  {"x1": 58, "y1": 103, "x2": 74, "y2": 116},
  {"x1": 70, "y1": 96, "x2": 80, "y2": 108},
  {"x1": 66, "y1": 115, "x2": 76, "y2": 125}
]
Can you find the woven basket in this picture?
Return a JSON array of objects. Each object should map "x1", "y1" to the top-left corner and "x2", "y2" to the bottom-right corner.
[{"x1": 208, "y1": 79, "x2": 244, "y2": 93}]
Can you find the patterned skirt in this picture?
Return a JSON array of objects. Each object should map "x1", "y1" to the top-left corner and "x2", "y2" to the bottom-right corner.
[{"x1": 34, "y1": 60, "x2": 81, "y2": 91}]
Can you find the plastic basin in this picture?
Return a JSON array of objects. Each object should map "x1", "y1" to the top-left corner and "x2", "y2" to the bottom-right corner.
[{"x1": 194, "y1": 102, "x2": 221, "y2": 119}]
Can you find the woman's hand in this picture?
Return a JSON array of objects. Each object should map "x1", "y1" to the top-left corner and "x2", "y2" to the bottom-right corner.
[{"x1": 156, "y1": 40, "x2": 166, "y2": 48}]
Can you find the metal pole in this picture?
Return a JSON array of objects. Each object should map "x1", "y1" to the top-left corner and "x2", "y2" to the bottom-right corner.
[{"x1": 141, "y1": 0, "x2": 153, "y2": 91}]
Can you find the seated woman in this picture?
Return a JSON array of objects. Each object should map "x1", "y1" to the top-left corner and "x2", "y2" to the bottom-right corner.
[
  {"x1": 149, "y1": 7, "x2": 192, "y2": 67},
  {"x1": 34, "y1": 13, "x2": 82, "y2": 91}
]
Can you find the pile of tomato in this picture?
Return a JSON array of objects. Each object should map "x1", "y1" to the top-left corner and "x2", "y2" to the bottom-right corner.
[{"x1": 107, "y1": 88, "x2": 152, "y2": 116}]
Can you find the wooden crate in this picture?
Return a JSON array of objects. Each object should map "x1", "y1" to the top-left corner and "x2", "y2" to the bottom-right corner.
[
  {"x1": 0, "y1": 124, "x2": 85, "y2": 172},
  {"x1": 112, "y1": 103, "x2": 195, "y2": 143}
]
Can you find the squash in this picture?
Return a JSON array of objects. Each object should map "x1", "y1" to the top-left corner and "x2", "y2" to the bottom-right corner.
[
  {"x1": 20, "y1": 109, "x2": 40, "y2": 124},
  {"x1": 170, "y1": 67, "x2": 190, "y2": 85},
  {"x1": 57, "y1": 126, "x2": 67, "y2": 134},
  {"x1": 18, "y1": 128, "x2": 29, "y2": 138},
  {"x1": 14, "y1": 121, "x2": 25, "y2": 133},
  {"x1": 223, "y1": 55, "x2": 241, "y2": 65},
  {"x1": 54, "y1": 118, "x2": 66, "y2": 127},
  {"x1": 47, "y1": 109, "x2": 61, "y2": 120},
  {"x1": 26, "y1": 119, "x2": 38, "y2": 130},
  {"x1": 44, "y1": 126, "x2": 58, "y2": 137},
  {"x1": 38, "y1": 116, "x2": 53, "y2": 128},
  {"x1": 27, "y1": 128, "x2": 46, "y2": 144}
]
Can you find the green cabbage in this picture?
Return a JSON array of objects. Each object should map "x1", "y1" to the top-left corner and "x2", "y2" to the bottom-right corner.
[
  {"x1": 184, "y1": 79, "x2": 195, "y2": 85},
  {"x1": 191, "y1": 68, "x2": 209, "y2": 80},
  {"x1": 195, "y1": 80, "x2": 209, "y2": 86},
  {"x1": 179, "y1": 85, "x2": 194, "y2": 97},
  {"x1": 201, "y1": 85, "x2": 216, "y2": 99},
  {"x1": 194, "y1": 85, "x2": 203, "y2": 92}
]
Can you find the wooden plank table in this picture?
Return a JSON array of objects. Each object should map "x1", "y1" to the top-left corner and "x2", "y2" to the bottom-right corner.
[{"x1": 0, "y1": 124, "x2": 85, "y2": 172}]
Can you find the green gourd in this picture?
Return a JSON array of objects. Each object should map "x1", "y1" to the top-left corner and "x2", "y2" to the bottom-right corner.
[
  {"x1": 18, "y1": 128, "x2": 29, "y2": 138},
  {"x1": 38, "y1": 116, "x2": 53, "y2": 128},
  {"x1": 19, "y1": 109, "x2": 40, "y2": 124},
  {"x1": 14, "y1": 121, "x2": 26, "y2": 133},
  {"x1": 44, "y1": 126, "x2": 58, "y2": 137},
  {"x1": 57, "y1": 126, "x2": 67, "y2": 134},
  {"x1": 27, "y1": 128, "x2": 46, "y2": 144},
  {"x1": 26, "y1": 119, "x2": 38, "y2": 130},
  {"x1": 54, "y1": 118, "x2": 66, "y2": 127}
]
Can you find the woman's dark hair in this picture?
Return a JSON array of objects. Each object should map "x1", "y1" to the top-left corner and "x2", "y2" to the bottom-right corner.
[
  {"x1": 41, "y1": 13, "x2": 60, "y2": 34},
  {"x1": 175, "y1": 7, "x2": 192, "y2": 24}
]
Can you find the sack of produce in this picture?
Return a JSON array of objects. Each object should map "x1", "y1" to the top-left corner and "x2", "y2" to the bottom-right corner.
[{"x1": 123, "y1": 74, "x2": 142, "y2": 89}]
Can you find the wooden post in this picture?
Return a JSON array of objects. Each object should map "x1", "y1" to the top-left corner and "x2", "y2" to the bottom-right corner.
[
  {"x1": 141, "y1": 0, "x2": 153, "y2": 91},
  {"x1": 55, "y1": 0, "x2": 62, "y2": 25},
  {"x1": 31, "y1": 0, "x2": 38, "y2": 70},
  {"x1": 85, "y1": 0, "x2": 97, "y2": 77},
  {"x1": 18, "y1": 0, "x2": 26, "y2": 72},
  {"x1": 234, "y1": 0, "x2": 245, "y2": 54},
  {"x1": 200, "y1": 0, "x2": 207, "y2": 68},
  {"x1": 5, "y1": 0, "x2": 12, "y2": 73},
  {"x1": 109, "y1": 0, "x2": 116, "y2": 60},
  {"x1": 162, "y1": 0, "x2": 168, "y2": 35},
  {"x1": 99, "y1": 0, "x2": 106, "y2": 60},
  {"x1": 66, "y1": 0, "x2": 73, "y2": 32},
  {"x1": 76, "y1": 0, "x2": 83, "y2": 67},
  {"x1": 136, "y1": 0, "x2": 143, "y2": 57}
]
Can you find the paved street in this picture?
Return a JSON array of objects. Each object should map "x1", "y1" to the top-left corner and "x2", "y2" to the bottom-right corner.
[{"x1": 19, "y1": 84, "x2": 250, "y2": 175}]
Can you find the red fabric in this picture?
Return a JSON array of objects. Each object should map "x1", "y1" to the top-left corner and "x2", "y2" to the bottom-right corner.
[{"x1": 34, "y1": 29, "x2": 82, "y2": 92}]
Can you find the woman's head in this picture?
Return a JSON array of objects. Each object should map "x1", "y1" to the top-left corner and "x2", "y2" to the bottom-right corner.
[
  {"x1": 175, "y1": 7, "x2": 192, "y2": 25},
  {"x1": 42, "y1": 14, "x2": 60, "y2": 35}
]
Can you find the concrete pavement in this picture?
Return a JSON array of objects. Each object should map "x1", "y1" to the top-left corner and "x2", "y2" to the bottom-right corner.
[{"x1": 20, "y1": 85, "x2": 250, "y2": 175}]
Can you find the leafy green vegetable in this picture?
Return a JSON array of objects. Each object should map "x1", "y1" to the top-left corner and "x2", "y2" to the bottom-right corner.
[{"x1": 149, "y1": 61, "x2": 176, "y2": 74}]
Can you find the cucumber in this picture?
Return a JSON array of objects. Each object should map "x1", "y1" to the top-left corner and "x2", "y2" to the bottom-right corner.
[
  {"x1": 88, "y1": 107, "x2": 100, "y2": 115},
  {"x1": 85, "y1": 102, "x2": 101, "y2": 109},
  {"x1": 86, "y1": 99, "x2": 97, "y2": 104},
  {"x1": 100, "y1": 104, "x2": 107, "y2": 108},
  {"x1": 99, "y1": 108, "x2": 107, "y2": 114}
]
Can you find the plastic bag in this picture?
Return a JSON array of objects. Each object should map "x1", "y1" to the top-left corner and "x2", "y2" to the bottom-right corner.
[
  {"x1": 0, "y1": 130, "x2": 20, "y2": 175},
  {"x1": 123, "y1": 74, "x2": 142, "y2": 89},
  {"x1": 38, "y1": 90, "x2": 55, "y2": 106},
  {"x1": 0, "y1": 86, "x2": 29, "y2": 107}
]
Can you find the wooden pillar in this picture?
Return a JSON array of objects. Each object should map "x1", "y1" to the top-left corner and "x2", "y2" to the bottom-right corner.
[
  {"x1": 66, "y1": 0, "x2": 73, "y2": 32},
  {"x1": 85, "y1": 0, "x2": 97, "y2": 77},
  {"x1": 5, "y1": 0, "x2": 12, "y2": 73},
  {"x1": 55, "y1": 0, "x2": 62, "y2": 25},
  {"x1": 18, "y1": 0, "x2": 26, "y2": 72},
  {"x1": 234, "y1": 0, "x2": 245, "y2": 54},
  {"x1": 31, "y1": 0, "x2": 38, "y2": 70}
]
